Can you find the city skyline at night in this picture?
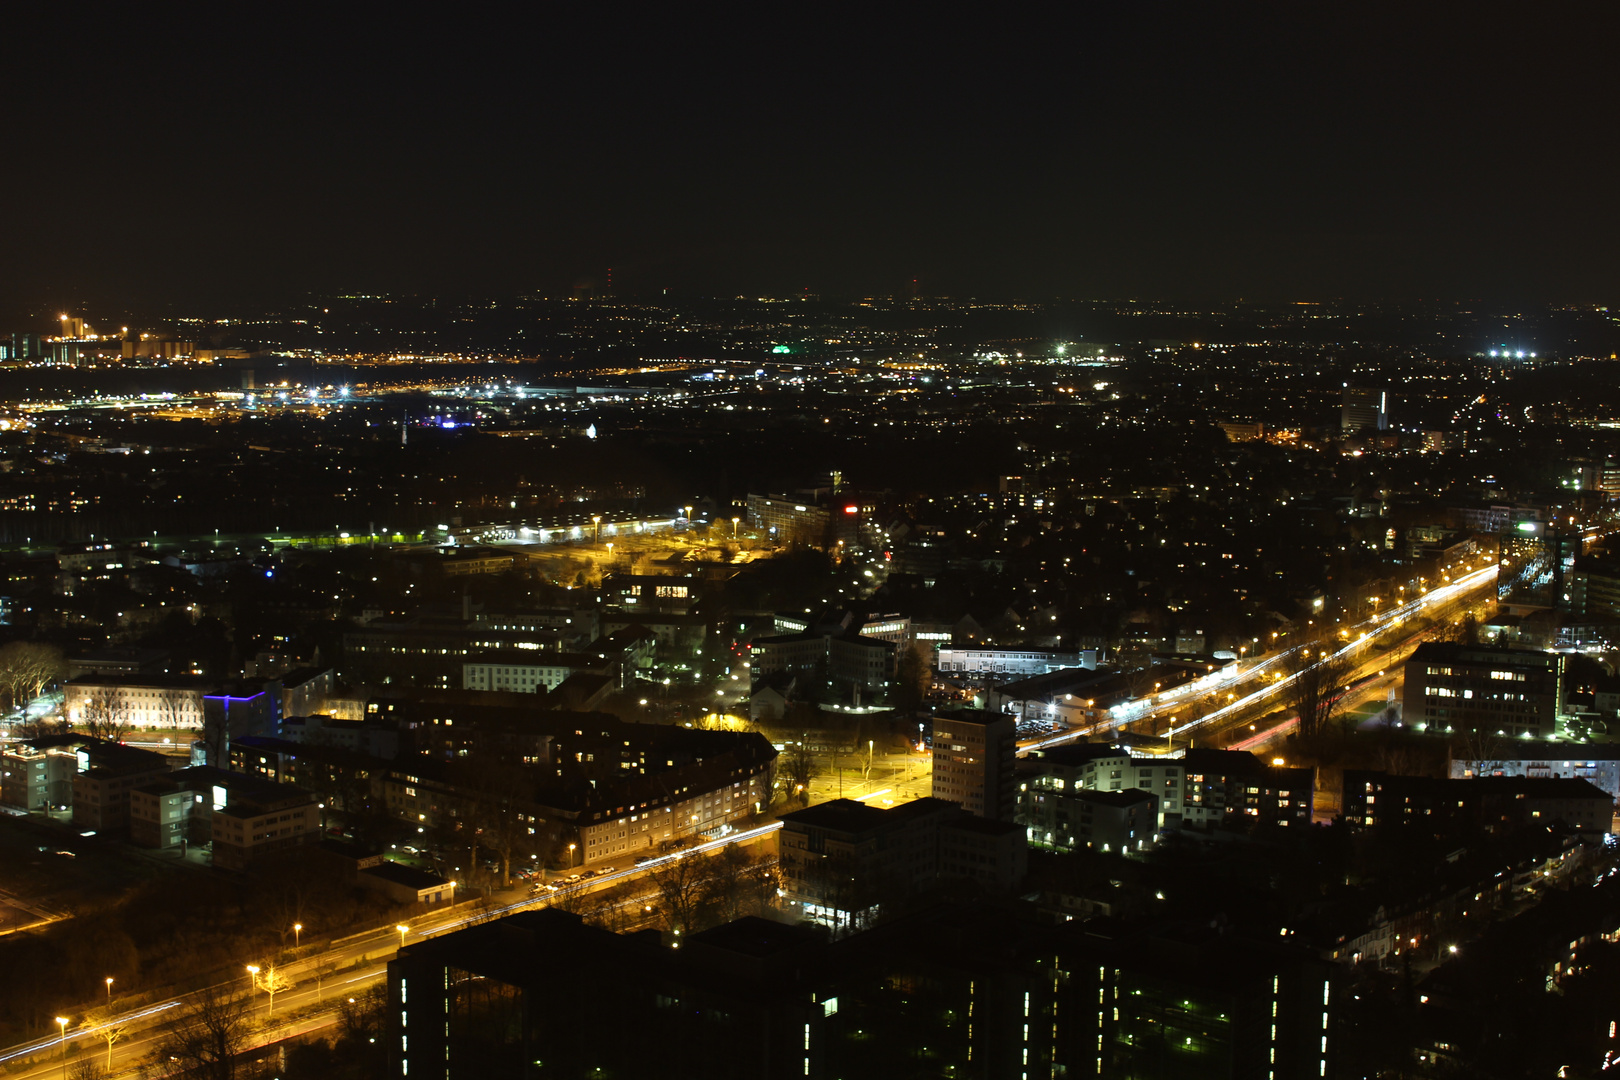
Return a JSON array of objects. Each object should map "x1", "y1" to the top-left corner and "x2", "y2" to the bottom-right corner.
[{"x1": 1, "y1": 7, "x2": 1619, "y2": 1080}]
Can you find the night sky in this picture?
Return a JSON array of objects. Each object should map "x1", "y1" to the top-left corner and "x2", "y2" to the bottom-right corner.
[{"x1": 5, "y1": 6, "x2": 1617, "y2": 312}]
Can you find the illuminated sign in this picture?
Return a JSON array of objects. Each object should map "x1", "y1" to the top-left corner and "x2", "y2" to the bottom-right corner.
[{"x1": 844, "y1": 505, "x2": 858, "y2": 515}]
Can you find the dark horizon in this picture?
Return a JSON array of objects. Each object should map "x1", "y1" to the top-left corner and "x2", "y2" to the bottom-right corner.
[{"x1": 4, "y1": 6, "x2": 1619, "y2": 314}]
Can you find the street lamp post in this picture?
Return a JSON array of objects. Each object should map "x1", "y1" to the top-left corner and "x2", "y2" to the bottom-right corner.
[
  {"x1": 592, "y1": 515, "x2": 602, "y2": 543},
  {"x1": 246, "y1": 964, "x2": 259, "y2": 997},
  {"x1": 293, "y1": 923, "x2": 302, "y2": 949},
  {"x1": 396, "y1": 924, "x2": 409, "y2": 950},
  {"x1": 55, "y1": 1016, "x2": 68, "y2": 1079},
  {"x1": 731, "y1": 517, "x2": 740, "y2": 538},
  {"x1": 104, "y1": 977, "x2": 113, "y2": 1006}
]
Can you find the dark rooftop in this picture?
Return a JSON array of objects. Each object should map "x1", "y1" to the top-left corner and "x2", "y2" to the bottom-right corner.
[
  {"x1": 781, "y1": 796, "x2": 961, "y2": 833},
  {"x1": 362, "y1": 860, "x2": 452, "y2": 890}
]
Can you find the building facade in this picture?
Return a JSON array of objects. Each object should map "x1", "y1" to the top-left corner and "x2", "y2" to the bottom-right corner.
[
  {"x1": 930, "y1": 709, "x2": 1017, "y2": 821},
  {"x1": 1181, "y1": 748, "x2": 1314, "y2": 829},
  {"x1": 750, "y1": 630, "x2": 896, "y2": 695},
  {"x1": 1021, "y1": 786, "x2": 1160, "y2": 855},
  {"x1": 63, "y1": 674, "x2": 212, "y2": 730},
  {"x1": 1344, "y1": 771, "x2": 1614, "y2": 834},
  {"x1": 936, "y1": 647, "x2": 1086, "y2": 678},
  {"x1": 1341, "y1": 386, "x2": 1388, "y2": 435},
  {"x1": 461, "y1": 652, "x2": 609, "y2": 694},
  {"x1": 129, "y1": 765, "x2": 320, "y2": 869},
  {"x1": 388, "y1": 903, "x2": 1340, "y2": 1080},
  {"x1": 1404, "y1": 642, "x2": 1566, "y2": 740},
  {"x1": 1449, "y1": 745, "x2": 1620, "y2": 800},
  {"x1": 778, "y1": 798, "x2": 1026, "y2": 930},
  {"x1": 1019, "y1": 742, "x2": 1185, "y2": 830}
]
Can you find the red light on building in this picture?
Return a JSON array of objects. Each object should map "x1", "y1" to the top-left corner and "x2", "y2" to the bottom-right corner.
[{"x1": 843, "y1": 505, "x2": 858, "y2": 515}]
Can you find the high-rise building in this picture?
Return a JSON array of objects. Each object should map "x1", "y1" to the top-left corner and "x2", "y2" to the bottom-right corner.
[
  {"x1": 930, "y1": 708, "x2": 1017, "y2": 821},
  {"x1": 1340, "y1": 386, "x2": 1388, "y2": 436},
  {"x1": 6, "y1": 333, "x2": 38, "y2": 360}
]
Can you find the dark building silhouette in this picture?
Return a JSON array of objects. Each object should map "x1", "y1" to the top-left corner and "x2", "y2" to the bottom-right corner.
[{"x1": 387, "y1": 903, "x2": 1341, "y2": 1079}]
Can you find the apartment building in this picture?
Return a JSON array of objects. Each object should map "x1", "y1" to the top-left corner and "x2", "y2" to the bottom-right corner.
[
  {"x1": 130, "y1": 765, "x2": 319, "y2": 870},
  {"x1": 1182, "y1": 748, "x2": 1314, "y2": 829},
  {"x1": 1344, "y1": 771, "x2": 1613, "y2": 834},
  {"x1": 929, "y1": 709, "x2": 1017, "y2": 821},
  {"x1": 1018, "y1": 742, "x2": 1185, "y2": 831}
]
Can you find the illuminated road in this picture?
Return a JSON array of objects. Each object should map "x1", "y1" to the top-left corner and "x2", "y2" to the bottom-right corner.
[
  {"x1": 1021, "y1": 563, "x2": 1501, "y2": 754},
  {"x1": 0, "y1": 822, "x2": 781, "y2": 1078}
]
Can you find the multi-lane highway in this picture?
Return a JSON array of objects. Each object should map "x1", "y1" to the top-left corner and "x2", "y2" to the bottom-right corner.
[
  {"x1": 1022, "y1": 562, "x2": 1501, "y2": 756},
  {"x1": 0, "y1": 821, "x2": 782, "y2": 1079}
]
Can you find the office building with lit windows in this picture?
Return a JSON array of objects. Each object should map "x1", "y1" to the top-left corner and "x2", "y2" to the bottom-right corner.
[
  {"x1": 1404, "y1": 642, "x2": 1565, "y2": 740},
  {"x1": 1340, "y1": 385, "x2": 1388, "y2": 436},
  {"x1": 746, "y1": 492, "x2": 870, "y2": 549}
]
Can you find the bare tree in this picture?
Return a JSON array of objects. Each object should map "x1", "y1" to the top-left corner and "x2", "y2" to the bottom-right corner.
[
  {"x1": 706, "y1": 844, "x2": 780, "y2": 923},
  {"x1": 647, "y1": 840, "x2": 711, "y2": 933},
  {"x1": 312, "y1": 957, "x2": 339, "y2": 1003},
  {"x1": 0, "y1": 642, "x2": 65, "y2": 710},
  {"x1": 1281, "y1": 640, "x2": 1355, "y2": 740},
  {"x1": 452, "y1": 749, "x2": 538, "y2": 888},
  {"x1": 151, "y1": 689, "x2": 195, "y2": 734},
  {"x1": 778, "y1": 739, "x2": 814, "y2": 807},
  {"x1": 1451, "y1": 728, "x2": 1510, "y2": 778},
  {"x1": 151, "y1": 984, "x2": 253, "y2": 1080},
  {"x1": 246, "y1": 966, "x2": 293, "y2": 1017},
  {"x1": 14, "y1": 714, "x2": 67, "y2": 740},
  {"x1": 1371, "y1": 733, "x2": 1425, "y2": 777},
  {"x1": 77, "y1": 688, "x2": 128, "y2": 739},
  {"x1": 337, "y1": 984, "x2": 387, "y2": 1045},
  {"x1": 80, "y1": 1009, "x2": 130, "y2": 1072},
  {"x1": 69, "y1": 1059, "x2": 106, "y2": 1080},
  {"x1": 263, "y1": 878, "x2": 311, "y2": 956},
  {"x1": 890, "y1": 641, "x2": 933, "y2": 717}
]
